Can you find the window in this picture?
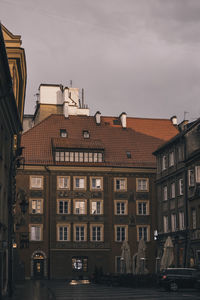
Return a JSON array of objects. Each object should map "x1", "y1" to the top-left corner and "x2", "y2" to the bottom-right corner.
[
  {"x1": 136, "y1": 200, "x2": 149, "y2": 215},
  {"x1": 90, "y1": 200, "x2": 103, "y2": 215},
  {"x1": 72, "y1": 257, "x2": 88, "y2": 272},
  {"x1": 171, "y1": 213, "x2": 176, "y2": 232},
  {"x1": 55, "y1": 151, "x2": 104, "y2": 163},
  {"x1": 30, "y1": 176, "x2": 43, "y2": 189},
  {"x1": 57, "y1": 224, "x2": 70, "y2": 241},
  {"x1": 74, "y1": 224, "x2": 87, "y2": 241},
  {"x1": 179, "y1": 178, "x2": 183, "y2": 195},
  {"x1": 114, "y1": 200, "x2": 128, "y2": 215},
  {"x1": 60, "y1": 129, "x2": 67, "y2": 137},
  {"x1": 163, "y1": 186, "x2": 168, "y2": 201},
  {"x1": 57, "y1": 176, "x2": 70, "y2": 189},
  {"x1": 83, "y1": 130, "x2": 90, "y2": 138},
  {"x1": 115, "y1": 225, "x2": 127, "y2": 242},
  {"x1": 188, "y1": 169, "x2": 195, "y2": 187},
  {"x1": 179, "y1": 211, "x2": 185, "y2": 230},
  {"x1": 30, "y1": 199, "x2": 43, "y2": 214},
  {"x1": 163, "y1": 216, "x2": 168, "y2": 233},
  {"x1": 162, "y1": 155, "x2": 167, "y2": 170},
  {"x1": 137, "y1": 225, "x2": 149, "y2": 241},
  {"x1": 195, "y1": 166, "x2": 200, "y2": 183},
  {"x1": 29, "y1": 225, "x2": 43, "y2": 241},
  {"x1": 169, "y1": 152, "x2": 174, "y2": 167},
  {"x1": 171, "y1": 182, "x2": 175, "y2": 198},
  {"x1": 114, "y1": 178, "x2": 127, "y2": 191},
  {"x1": 57, "y1": 199, "x2": 70, "y2": 214},
  {"x1": 191, "y1": 208, "x2": 197, "y2": 229},
  {"x1": 126, "y1": 152, "x2": 131, "y2": 158},
  {"x1": 74, "y1": 177, "x2": 86, "y2": 190},
  {"x1": 90, "y1": 224, "x2": 104, "y2": 242},
  {"x1": 136, "y1": 178, "x2": 149, "y2": 192},
  {"x1": 178, "y1": 146, "x2": 183, "y2": 162},
  {"x1": 90, "y1": 177, "x2": 103, "y2": 190},
  {"x1": 74, "y1": 200, "x2": 87, "y2": 215}
]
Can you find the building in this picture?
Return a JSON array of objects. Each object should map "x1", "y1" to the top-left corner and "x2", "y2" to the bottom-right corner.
[
  {"x1": 0, "y1": 24, "x2": 26, "y2": 297},
  {"x1": 15, "y1": 84, "x2": 178, "y2": 279},
  {"x1": 153, "y1": 117, "x2": 200, "y2": 269}
]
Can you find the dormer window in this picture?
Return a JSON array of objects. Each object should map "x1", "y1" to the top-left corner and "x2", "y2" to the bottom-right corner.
[
  {"x1": 83, "y1": 130, "x2": 90, "y2": 139},
  {"x1": 60, "y1": 129, "x2": 67, "y2": 138}
]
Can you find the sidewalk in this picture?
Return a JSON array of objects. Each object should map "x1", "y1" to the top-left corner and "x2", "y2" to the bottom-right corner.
[{"x1": 3, "y1": 280, "x2": 55, "y2": 300}]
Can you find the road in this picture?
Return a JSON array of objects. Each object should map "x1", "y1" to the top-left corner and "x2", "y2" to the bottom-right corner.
[{"x1": 47, "y1": 280, "x2": 200, "y2": 300}]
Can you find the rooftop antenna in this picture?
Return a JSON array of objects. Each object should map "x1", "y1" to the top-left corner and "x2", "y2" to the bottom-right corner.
[
  {"x1": 184, "y1": 111, "x2": 189, "y2": 120},
  {"x1": 82, "y1": 88, "x2": 84, "y2": 108},
  {"x1": 70, "y1": 80, "x2": 72, "y2": 87}
]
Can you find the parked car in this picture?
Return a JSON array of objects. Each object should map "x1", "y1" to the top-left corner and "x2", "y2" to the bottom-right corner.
[{"x1": 158, "y1": 268, "x2": 200, "y2": 291}]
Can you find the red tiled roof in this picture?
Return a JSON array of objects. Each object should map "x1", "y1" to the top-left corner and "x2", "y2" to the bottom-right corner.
[
  {"x1": 21, "y1": 114, "x2": 179, "y2": 167},
  {"x1": 52, "y1": 138, "x2": 104, "y2": 149}
]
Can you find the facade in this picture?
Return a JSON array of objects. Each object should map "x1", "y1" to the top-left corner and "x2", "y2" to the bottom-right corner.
[
  {"x1": 15, "y1": 84, "x2": 178, "y2": 280},
  {"x1": 0, "y1": 24, "x2": 26, "y2": 297},
  {"x1": 154, "y1": 117, "x2": 200, "y2": 269}
]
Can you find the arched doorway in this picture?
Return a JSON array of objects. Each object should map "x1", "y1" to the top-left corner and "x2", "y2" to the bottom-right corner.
[{"x1": 31, "y1": 251, "x2": 47, "y2": 279}]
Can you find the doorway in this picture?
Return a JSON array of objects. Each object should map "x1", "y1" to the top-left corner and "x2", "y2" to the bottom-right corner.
[{"x1": 33, "y1": 253, "x2": 44, "y2": 278}]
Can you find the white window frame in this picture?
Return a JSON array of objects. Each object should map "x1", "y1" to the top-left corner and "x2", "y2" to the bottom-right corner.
[
  {"x1": 136, "y1": 200, "x2": 149, "y2": 215},
  {"x1": 188, "y1": 169, "x2": 195, "y2": 187},
  {"x1": 114, "y1": 225, "x2": 128, "y2": 242},
  {"x1": 90, "y1": 224, "x2": 104, "y2": 242},
  {"x1": 90, "y1": 177, "x2": 103, "y2": 190},
  {"x1": 73, "y1": 224, "x2": 87, "y2": 242},
  {"x1": 171, "y1": 213, "x2": 176, "y2": 232},
  {"x1": 57, "y1": 199, "x2": 71, "y2": 214},
  {"x1": 29, "y1": 224, "x2": 43, "y2": 241},
  {"x1": 30, "y1": 176, "x2": 43, "y2": 189},
  {"x1": 57, "y1": 176, "x2": 70, "y2": 190},
  {"x1": 57, "y1": 224, "x2": 71, "y2": 241},
  {"x1": 29, "y1": 199, "x2": 43, "y2": 214},
  {"x1": 195, "y1": 166, "x2": 200, "y2": 183},
  {"x1": 169, "y1": 151, "x2": 174, "y2": 167},
  {"x1": 136, "y1": 178, "x2": 149, "y2": 192},
  {"x1": 163, "y1": 216, "x2": 168, "y2": 233},
  {"x1": 73, "y1": 176, "x2": 86, "y2": 190},
  {"x1": 90, "y1": 200, "x2": 103, "y2": 215},
  {"x1": 171, "y1": 182, "x2": 175, "y2": 199},
  {"x1": 114, "y1": 200, "x2": 128, "y2": 215},
  {"x1": 179, "y1": 211, "x2": 185, "y2": 230},
  {"x1": 163, "y1": 186, "x2": 168, "y2": 201},
  {"x1": 162, "y1": 155, "x2": 167, "y2": 170},
  {"x1": 179, "y1": 178, "x2": 183, "y2": 195},
  {"x1": 137, "y1": 225, "x2": 150, "y2": 242},
  {"x1": 114, "y1": 178, "x2": 127, "y2": 191},
  {"x1": 73, "y1": 199, "x2": 87, "y2": 215}
]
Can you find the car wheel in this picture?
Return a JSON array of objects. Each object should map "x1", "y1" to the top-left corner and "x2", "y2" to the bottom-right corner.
[{"x1": 169, "y1": 281, "x2": 178, "y2": 292}]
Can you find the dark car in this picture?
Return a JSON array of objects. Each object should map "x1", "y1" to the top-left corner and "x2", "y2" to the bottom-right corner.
[{"x1": 158, "y1": 268, "x2": 200, "y2": 291}]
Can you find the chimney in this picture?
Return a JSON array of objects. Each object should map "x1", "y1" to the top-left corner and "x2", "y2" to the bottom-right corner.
[
  {"x1": 170, "y1": 115, "x2": 178, "y2": 126},
  {"x1": 63, "y1": 101, "x2": 69, "y2": 118},
  {"x1": 120, "y1": 112, "x2": 127, "y2": 128},
  {"x1": 95, "y1": 111, "x2": 101, "y2": 125}
]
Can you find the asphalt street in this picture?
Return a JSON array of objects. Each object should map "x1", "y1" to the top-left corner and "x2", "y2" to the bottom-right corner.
[{"x1": 7, "y1": 280, "x2": 200, "y2": 300}]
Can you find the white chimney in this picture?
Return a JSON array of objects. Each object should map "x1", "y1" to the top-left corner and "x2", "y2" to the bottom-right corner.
[
  {"x1": 120, "y1": 112, "x2": 127, "y2": 128},
  {"x1": 63, "y1": 101, "x2": 69, "y2": 118},
  {"x1": 95, "y1": 111, "x2": 101, "y2": 125},
  {"x1": 171, "y1": 115, "x2": 177, "y2": 125}
]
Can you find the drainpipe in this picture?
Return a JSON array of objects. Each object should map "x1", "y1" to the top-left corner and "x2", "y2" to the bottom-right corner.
[
  {"x1": 45, "y1": 166, "x2": 51, "y2": 279},
  {"x1": 183, "y1": 138, "x2": 189, "y2": 267}
]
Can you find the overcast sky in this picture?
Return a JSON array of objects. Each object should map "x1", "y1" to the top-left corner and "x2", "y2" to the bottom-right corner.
[{"x1": 1, "y1": 0, "x2": 200, "y2": 122}]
